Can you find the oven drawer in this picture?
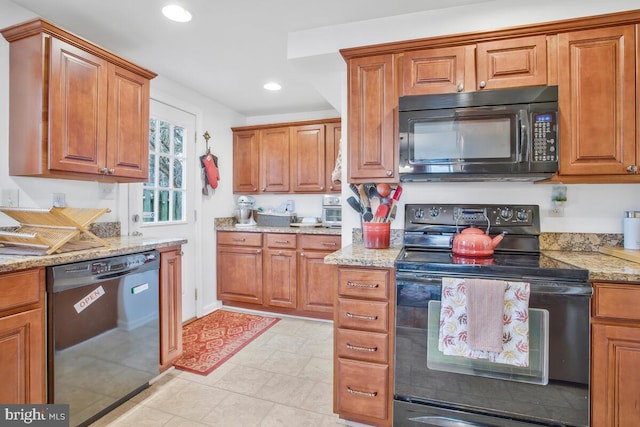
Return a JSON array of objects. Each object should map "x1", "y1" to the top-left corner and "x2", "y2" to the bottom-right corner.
[
  {"x1": 338, "y1": 267, "x2": 390, "y2": 300},
  {"x1": 337, "y1": 298, "x2": 389, "y2": 333},
  {"x1": 593, "y1": 282, "x2": 640, "y2": 322},
  {"x1": 336, "y1": 328, "x2": 388, "y2": 364},
  {"x1": 337, "y1": 358, "x2": 389, "y2": 421}
]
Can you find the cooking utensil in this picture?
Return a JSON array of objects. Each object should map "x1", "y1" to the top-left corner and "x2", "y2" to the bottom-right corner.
[
  {"x1": 373, "y1": 203, "x2": 389, "y2": 222},
  {"x1": 358, "y1": 184, "x2": 374, "y2": 221},
  {"x1": 391, "y1": 185, "x2": 403, "y2": 201},
  {"x1": 346, "y1": 196, "x2": 363, "y2": 214},
  {"x1": 349, "y1": 183, "x2": 360, "y2": 197},
  {"x1": 366, "y1": 183, "x2": 380, "y2": 200}
]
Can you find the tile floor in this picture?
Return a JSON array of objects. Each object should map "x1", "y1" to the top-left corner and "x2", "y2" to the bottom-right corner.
[{"x1": 90, "y1": 311, "x2": 368, "y2": 427}]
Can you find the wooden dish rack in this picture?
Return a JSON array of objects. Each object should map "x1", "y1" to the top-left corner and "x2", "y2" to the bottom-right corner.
[{"x1": 0, "y1": 207, "x2": 111, "y2": 255}]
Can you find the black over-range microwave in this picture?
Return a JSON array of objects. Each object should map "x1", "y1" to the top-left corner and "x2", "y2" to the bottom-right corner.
[{"x1": 398, "y1": 85, "x2": 559, "y2": 182}]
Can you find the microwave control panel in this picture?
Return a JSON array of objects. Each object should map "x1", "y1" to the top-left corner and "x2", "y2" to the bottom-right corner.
[{"x1": 532, "y1": 113, "x2": 557, "y2": 162}]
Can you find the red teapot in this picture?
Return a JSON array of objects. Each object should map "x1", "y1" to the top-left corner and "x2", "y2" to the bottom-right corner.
[{"x1": 452, "y1": 227, "x2": 506, "y2": 257}]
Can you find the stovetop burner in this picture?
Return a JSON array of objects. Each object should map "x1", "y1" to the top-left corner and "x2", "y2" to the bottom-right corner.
[
  {"x1": 396, "y1": 248, "x2": 589, "y2": 281},
  {"x1": 398, "y1": 203, "x2": 589, "y2": 282}
]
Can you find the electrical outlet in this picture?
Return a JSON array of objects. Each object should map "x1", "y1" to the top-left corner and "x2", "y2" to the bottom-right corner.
[
  {"x1": 53, "y1": 193, "x2": 66, "y2": 207},
  {"x1": 1, "y1": 189, "x2": 19, "y2": 207},
  {"x1": 99, "y1": 183, "x2": 115, "y2": 200},
  {"x1": 549, "y1": 206, "x2": 564, "y2": 217}
]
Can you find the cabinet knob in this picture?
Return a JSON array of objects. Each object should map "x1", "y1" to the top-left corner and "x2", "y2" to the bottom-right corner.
[
  {"x1": 626, "y1": 165, "x2": 638, "y2": 173},
  {"x1": 99, "y1": 167, "x2": 108, "y2": 174},
  {"x1": 256, "y1": 249, "x2": 262, "y2": 254},
  {"x1": 261, "y1": 188, "x2": 266, "y2": 192},
  {"x1": 320, "y1": 186, "x2": 324, "y2": 191},
  {"x1": 479, "y1": 81, "x2": 486, "y2": 89},
  {"x1": 457, "y1": 83, "x2": 464, "y2": 92},
  {"x1": 253, "y1": 188, "x2": 258, "y2": 191},
  {"x1": 108, "y1": 168, "x2": 115, "y2": 174},
  {"x1": 385, "y1": 170, "x2": 393, "y2": 177},
  {"x1": 300, "y1": 252, "x2": 305, "y2": 257}
]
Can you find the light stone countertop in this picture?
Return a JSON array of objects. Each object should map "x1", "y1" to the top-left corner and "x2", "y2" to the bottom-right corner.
[
  {"x1": 0, "y1": 236, "x2": 187, "y2": 273},
  {"x1": 324, "y1": 244, "x2": 640, "y2": 283}
]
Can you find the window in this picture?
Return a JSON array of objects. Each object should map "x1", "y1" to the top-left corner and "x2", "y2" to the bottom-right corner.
[{"x1": 143, "y1": 117, "x2": 186, "y2": 223}]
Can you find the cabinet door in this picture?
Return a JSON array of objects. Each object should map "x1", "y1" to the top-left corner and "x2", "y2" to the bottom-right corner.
[
  {"x1": 0, "y1": 308, "x2": 45, "y2": 403},
  {"x1": 558, "y1": 25, "x2": 637, "y2": 176},
  {"x1": 298, "y1": 250, "x2": 337, "y2": 314},
  {"x1": 348, "y1": 54, "x2": 398, "y2": 182},
  {"x1": 402, "y1": 45, "x2": 475, "y2": 95},
  {"x1": 233, "y1": 130, "x2": 260, "y2": 193},
  {"x1": 325, "y1": 122, "x2": 342, "y2": 193},
  {"x1": 591, "y1": 323, "x2": 640, "y2": 427},
  {"x1": 260, "y1": 127, "x2": 290, "y2": 192},
  {"x1": 159, "y1": 246, "x2": 183, "y2": 371},
  {"x1": 106, "y1": 63, "x2": 150, "y2": 179},
  {"x1": 291, "y1": 124, "x2": 326, "y2": 192},
  {"x1": 217, "y1": 245, "x2": 263, "y2": 304},
  {"x1": 49, "y1": 37, "x2": 109, "y2": 175},
  {"x1": 476, "y1": 35, "x2": 548, "y2": 90},
  {"x1": 263, "y1": 249, "x2": 297, "y2": 308}
]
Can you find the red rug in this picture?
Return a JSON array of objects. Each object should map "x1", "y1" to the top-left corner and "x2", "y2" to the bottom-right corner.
[{"x1": 173, "y1": 309, "x2": 280, "y2": 375}]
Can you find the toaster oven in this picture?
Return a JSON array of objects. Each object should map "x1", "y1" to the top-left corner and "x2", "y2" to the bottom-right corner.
[{"x1": 321, "y1": 195, "x2": 341, "y2": 228}]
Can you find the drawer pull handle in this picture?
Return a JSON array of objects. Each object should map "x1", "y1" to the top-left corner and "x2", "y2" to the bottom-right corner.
[
  {"x1": 232, "y1": 238, "x2": 246, "y2": 242},
  {"x1": 346, "y1": 343, "x2": 377, "y2": 352},
  {"x1": 347, "y1": 281, "x2": 379, "y2": 289},
  {"x1": 274, "y1": 240, "x2": 290, "y2": 244},
  {"x1": 322, "y1": 242, "x2": 337, "y2": 246},
  {"x1": 346, "y1": 386, "x2": 377, "y2": 398},
  {"x1": 346, "y1": 312, "x2": 378, "y2": 321}
]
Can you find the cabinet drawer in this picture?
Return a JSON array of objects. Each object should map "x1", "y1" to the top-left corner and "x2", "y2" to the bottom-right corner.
[
  {"x1": 336, "y1": 328, "x2": 388, "y2": 364},
  {"x1": 217, "y1": 231, "x2": 262, "y2": 246},
  {"x1": 594, "y1": 284, "x2": 640, "y2": 321},
  {"x1": 265, "y1": 233, "x2": 297, "y2": 249},
  {"x1": 299, "y1": 234, "x2": 340, "y2": 251},
  {"x1": 338, "y1": 268, "x2": 389, "y2": 300},
  {"x1": 0, "y1": 269, "x2": 42, "y2": 313},
  {"x1": 336, "y1": 358, "x2": 388, "y2": 421},
  {"x1": 337, "y1": 298, "x2": 389, "y2": 333}
]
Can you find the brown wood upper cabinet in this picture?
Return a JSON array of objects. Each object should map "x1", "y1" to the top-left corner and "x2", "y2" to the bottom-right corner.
[
  {"x1": 1, "y1": 19, "x2": 156, "y2": 182},
  {"x1": 556, "y1": 25, "x2": 638, "y2": 181},
  {"x1": 232, "y1": 119, "x2": 341, "y2": 194},
  {"x1": 402, "y1": 35, "x2": 549, "y2": 96}
]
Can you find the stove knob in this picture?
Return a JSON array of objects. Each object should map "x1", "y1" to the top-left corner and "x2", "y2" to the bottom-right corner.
[
  {"x1": 499, "y1": 208, "x2": 513, "y2": 220},
  {"x1": 516, "y1": 209, "x2": 528, "y2": 221},
  {"x1": 428, "y1": 207, "x2": 439, "y2": 218},
  {"x1": 414, "y1": 209, "x2": 424, "y2": 219}
]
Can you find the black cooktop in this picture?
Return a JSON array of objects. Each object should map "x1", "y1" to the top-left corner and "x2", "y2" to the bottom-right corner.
[{"x1": 396, "y1": 248, "x2": 589, "y2": 282}]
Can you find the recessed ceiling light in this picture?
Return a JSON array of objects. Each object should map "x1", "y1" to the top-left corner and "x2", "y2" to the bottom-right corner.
[
  {"x1": 162, "y1": 5, "x2": 192, "y2": 23},
  {"x1": 263, "y1": 82, "x2": 282, "y2": 91}
]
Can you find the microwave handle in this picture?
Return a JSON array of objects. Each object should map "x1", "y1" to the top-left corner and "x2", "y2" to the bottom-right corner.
[{"x1": 518, "y1": 110, "x2": 530, "y2": 162}]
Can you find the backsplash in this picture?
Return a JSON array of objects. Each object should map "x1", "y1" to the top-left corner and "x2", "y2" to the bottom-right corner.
[{"x1": 540, "y1": 232, "x2": 623, "y2": 252}]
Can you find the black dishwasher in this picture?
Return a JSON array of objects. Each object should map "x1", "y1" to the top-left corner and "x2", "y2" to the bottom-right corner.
[{"x1": 46, "y1": 250, "x2": 160, "y2": 427}]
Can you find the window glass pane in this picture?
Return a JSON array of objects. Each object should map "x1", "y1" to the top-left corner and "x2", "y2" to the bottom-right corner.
[
  {"x1": 159, "y1": 121, "x2": 170, "y2": 153},
  {"x1": 159, "y1": 190, "x2": 170, "y2": 221},
  {"x1": 173, "y1": 191, "x2": 183, "y2": 221},
  {"x1": 149, "y1": 118, "x2": 156, "y2": 151},
  {"x1": 148, "y1": 153, "x2": 156, "y2": 185},
  {"x1": 159, "y1": 156, "x2": 170, "y2": 187},
  {"x1": 143, "y1": 189, "x2": 155, "y2": 222},
  {"x1": 173, "y1": 158, "x2": 183, "y2": 188},
  {"x1": 174, "y1": 126, "x2": 184, "y2": 156}
]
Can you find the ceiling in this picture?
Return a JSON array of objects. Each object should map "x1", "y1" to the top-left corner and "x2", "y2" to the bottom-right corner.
[{"x1": 7, "y1": 0, "x2": 489, "y2": 117}]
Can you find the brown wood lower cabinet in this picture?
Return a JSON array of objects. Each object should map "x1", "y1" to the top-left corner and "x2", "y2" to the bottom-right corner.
[
  {"x1": 334, "y1": 265, "x2": 394, "y2": 427},
  {"x1": 217, "y1": 231, "x2": 340, "y2": 320},
  {"x1": 159, "y1": 246, "x2": 183, "y2": 371},
  {"x1": 0, "y1": 268, "x2": 46, "y2": 403},
  {"x1": 591, "y1": 282, "x2": 640, "y2": 427}
]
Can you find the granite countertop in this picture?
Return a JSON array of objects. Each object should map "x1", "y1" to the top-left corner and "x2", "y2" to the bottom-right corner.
[
  {"x1": 325, "y1": 244, "x2": 640, "y2": 283},
  {"x1": 0, "y1": 236, "x2": 187, "y2": 273}
]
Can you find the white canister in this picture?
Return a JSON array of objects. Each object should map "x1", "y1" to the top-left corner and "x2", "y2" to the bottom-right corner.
[{"x1": 623, "y1": 211, "x2": 640, "y2": 250}]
